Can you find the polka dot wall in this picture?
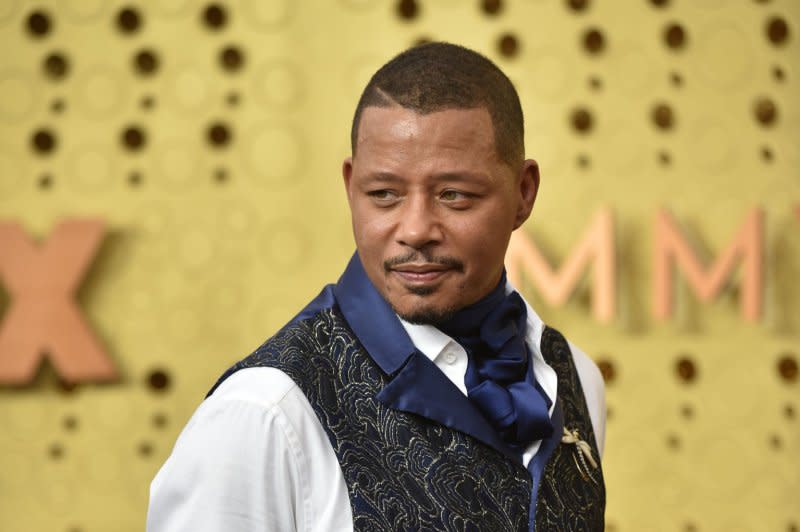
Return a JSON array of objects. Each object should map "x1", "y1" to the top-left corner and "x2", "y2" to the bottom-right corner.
[{"x1": 0, "y1": 0, "x2": 797, "y2": 530}]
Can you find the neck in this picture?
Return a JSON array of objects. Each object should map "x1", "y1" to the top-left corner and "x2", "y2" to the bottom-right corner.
[{"x1": 437, "y1": 272, "x2": 507, "y2": 337}]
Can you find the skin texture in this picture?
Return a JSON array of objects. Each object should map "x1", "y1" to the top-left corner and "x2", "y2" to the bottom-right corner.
[{"x1": 343, "y1": 106, "x2": 539, "y2": 324}]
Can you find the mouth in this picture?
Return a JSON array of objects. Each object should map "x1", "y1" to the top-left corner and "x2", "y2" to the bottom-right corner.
[
  {"x1": 389, "y1": 264, "x2": 453, "y2": 284},
  {"x1": 383, "y1": 253, "x2": 464, "y2": 292}
]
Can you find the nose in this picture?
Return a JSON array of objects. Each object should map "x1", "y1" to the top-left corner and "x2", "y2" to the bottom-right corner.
[{"x1": 396, "y1": 194, "x2": 443, "y2": 249}]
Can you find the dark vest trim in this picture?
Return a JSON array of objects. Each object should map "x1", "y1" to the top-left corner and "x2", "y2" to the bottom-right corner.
[{"x1": 535, "y1": 327, "x2": 606, "y2": 531}]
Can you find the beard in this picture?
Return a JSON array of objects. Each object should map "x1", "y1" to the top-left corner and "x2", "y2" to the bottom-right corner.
[
  {"x1": 381, "y1": 250, "x2": 468, "y2": 325},
  {"x1": 394, "y1": 302, "x2": 460, "y2": 326},
  {"x1": 391, "y1": 284, "x2": 464, "y2": 325}
]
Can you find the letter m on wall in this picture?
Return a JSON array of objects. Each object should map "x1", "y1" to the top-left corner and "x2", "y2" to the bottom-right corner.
[
  {"x1": 505, "y1": 209, "x2": 616, "y2": 322},
  {"x1": 652, "y1": 208, "x2": 764, "y2": 322},
  {"x1": 0, "y1": 219, "x2": 118, "y2": 385}
]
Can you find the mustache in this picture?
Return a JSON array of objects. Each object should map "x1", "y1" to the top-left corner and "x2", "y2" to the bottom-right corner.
[{"x1": 383, "y1": 251, "x2": 465, "y2": 273}]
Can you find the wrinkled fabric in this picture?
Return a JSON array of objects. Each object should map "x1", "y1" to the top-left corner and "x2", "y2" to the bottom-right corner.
[{"x1": 437, "y1": 275, "x2": 554, "y2": 450}]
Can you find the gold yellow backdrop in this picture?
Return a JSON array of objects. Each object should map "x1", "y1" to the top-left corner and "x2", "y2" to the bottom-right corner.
[{"x1": 0, "y1": 0, "x2": 798, "y2": 531}]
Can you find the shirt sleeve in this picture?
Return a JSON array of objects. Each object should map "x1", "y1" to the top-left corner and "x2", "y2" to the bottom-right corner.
[{"x1": 146, "y1": 367, "x2": 353, "y2": 532}]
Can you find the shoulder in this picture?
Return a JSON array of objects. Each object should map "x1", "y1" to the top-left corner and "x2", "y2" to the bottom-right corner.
[
  {"x1": 206, "y1": 309, "x2": 345, "y2": 398},
  {"x1": 173, "y1": 367, "x2": 314, "y2": 464},
  {"x1": 202, "y1": 367, "x2": 334, "y2": 447},
  {"x1": 211, "y1": 366, "x2": 299, "y2": 407},
  {"x1": 148, "y1": 367, "x2": 347, "y2": 531}
]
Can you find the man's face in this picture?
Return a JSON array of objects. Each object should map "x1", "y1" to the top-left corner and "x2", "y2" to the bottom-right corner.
[{"x1": 343, "y1": 105, "x2": 538, "y2": 324}]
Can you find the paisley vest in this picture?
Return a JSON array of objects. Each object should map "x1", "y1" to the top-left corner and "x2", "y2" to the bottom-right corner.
[{"x1": 209, "y1": 305, "x2": 605, "y2": 531}]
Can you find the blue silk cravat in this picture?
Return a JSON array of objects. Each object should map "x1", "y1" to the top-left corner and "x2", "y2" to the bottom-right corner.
[{"x1": 437, "y1": 275, "x2": 554, "y2": 451}]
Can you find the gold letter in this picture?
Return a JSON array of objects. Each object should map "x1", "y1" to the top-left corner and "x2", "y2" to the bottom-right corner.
[
  {"x1": 652, "y1": 208, "x2": 764, "y2": 322},
  {"x1": 506, "y1": 209, "x2": 616, "y2": 322},
  {"x1": 0, "y1": 219, "x2": 117, "y2": 385}
]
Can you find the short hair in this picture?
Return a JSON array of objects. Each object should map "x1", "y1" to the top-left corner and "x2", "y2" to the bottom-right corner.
[{"x1": 350, "y1": 42, "x2": 525, "y2": 167}]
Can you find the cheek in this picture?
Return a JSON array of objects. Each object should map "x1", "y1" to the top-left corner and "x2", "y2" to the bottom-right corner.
[
  {"x1": 351, "y1": 209, "x2": 392, "y2": 253},
  {"x1": 453, "y1": 218, "x2": 513, "y2": 279},
  {"x1": 458, "y1": 215, "x2": 512, "y2": 254}
]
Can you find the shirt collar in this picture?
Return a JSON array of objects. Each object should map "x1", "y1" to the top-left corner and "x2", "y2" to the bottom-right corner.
[{"x1": 398, "y1": 318, "x2": 455, "y2": 363}]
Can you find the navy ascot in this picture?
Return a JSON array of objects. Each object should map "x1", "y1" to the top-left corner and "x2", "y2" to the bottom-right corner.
[{"x1": 437, "y1": 274, "x2": 554, "y2": 451}]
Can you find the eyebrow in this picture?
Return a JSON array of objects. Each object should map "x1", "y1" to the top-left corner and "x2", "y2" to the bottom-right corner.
[
  {"x1": 362, "y1": 172, "x2": 403, "y2": 183},
  {"x1": 361, "y1": 171, "x2": 491, "y2": 184}
]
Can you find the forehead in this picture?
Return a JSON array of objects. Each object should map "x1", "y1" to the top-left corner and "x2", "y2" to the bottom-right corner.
[{"x1": 354, "y1": 106, "x2": 500, "y2": 163}]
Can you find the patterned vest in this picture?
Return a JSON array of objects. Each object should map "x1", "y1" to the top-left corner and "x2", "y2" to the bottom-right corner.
[{"x1": 209, "y1": 306, "x2": 605, "y2": 531}]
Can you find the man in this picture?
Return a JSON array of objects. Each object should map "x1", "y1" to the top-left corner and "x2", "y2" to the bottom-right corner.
[{"x1": 148, "y1": 42, "x2": 606, "y2": 531}]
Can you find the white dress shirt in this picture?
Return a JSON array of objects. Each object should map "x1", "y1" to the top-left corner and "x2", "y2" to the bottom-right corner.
[{"x1": 147, "y1": 297, "x2": 605, "y2": 532}]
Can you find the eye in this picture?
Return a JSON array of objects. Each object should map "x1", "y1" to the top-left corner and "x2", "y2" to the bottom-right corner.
[
  {"x1": 439, "y1": 189, "x2": 475, "y2": 203},
  {"x1": 440, "y1": 190, "x2": 463, "y2": 201},
  {"x1": 367, "y1": 189, "x2": 399, "y2": 205}
]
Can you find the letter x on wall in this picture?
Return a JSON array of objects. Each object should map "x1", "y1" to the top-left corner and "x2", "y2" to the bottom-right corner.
[{"x1": 0, "y1": 219, "x2": 118, "y2": 385}]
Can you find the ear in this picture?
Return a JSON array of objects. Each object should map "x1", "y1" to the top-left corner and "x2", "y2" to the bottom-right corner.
[
  {"x1": 512, "y1": 159, "x2": 540, "y2": 230},
  {"x1": 342, "y1": 156, "x2": 354, "y2": 202}
]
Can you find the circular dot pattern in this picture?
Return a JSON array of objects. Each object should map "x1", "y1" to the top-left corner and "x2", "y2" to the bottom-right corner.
[
  {"x1": 116, "y1": 6, "x2": 141, "y2": 33},
  {"x1": 134, "y1": 49, "x2": 159, "y2": 76},
  {"x1": 583, "y1": 28, "x2": 605, "y2": 54},
  {"x1": 664, "y1": 22, "x2": 687, "y2": 50},
  {"x1": 667, "y1": 433, "x2": 681, "y2": 450},
  {"x1": 203, "y1": 3, "x2": 227, "y2": 29},
  {"x1": 207, "y1": 121, "x2": 232, "y2": 147},
  {"x1": 49, "y1": 443, "x2": 65, "y2": 460},
  {"x1": 121, "y1": 125, "x2": 146, "y2": 151},
  {"x1": 652, "y1": 102, "x2": 675, "y2": 130},
  {"x1": 566, "y1": 0, "x2": 590, "y2": 12},
  {"x1": 152, "y1": 412, "x2": 168, "y2": 428},
  {"x1": 396, "y1": 0, "x2": 418, "y2": 20},
  {"x1": 0, "y1": 3, "x2": 796, "y2": 531},
  {"x1": 219, "y1": 45, "x2": 245, "y2": 72},
  {"x1": 138, "y1": 441, "x2": 153, "y2": 457},
  {"x1": 766, "y1": 16, "x2": 789, "y2": 46},
  {"x1": 597, "y1": 359, "x2": 615, "y2": 383},
  {"x1": 571, "y1": 107, "x2": 594, "y2": 133},
  {"x1": 675, "y1": 356, "x2": 697, "y2": 383},
  {"x1": 754, "y1": 97, "x2": 778, "y2": 127},
  {"x1": 63, "y1": 415, "x2": 78, "y2": 431},
  {"x1": 27, "y1": 10, "x2": 52, "y2": 37},
  {"x1": 43, "y1": 52, "x2": 69, "y2": 80},
  {"x1": 777, "y1": 354, "x2": 797, "y2": 382},
  {"x1": 146, "y1": 369, "x2": 172, "y2": 392},
  {"x1": 482, "y1": 0, "x2": 503, "y2": 16},
  {"x1": 498, "y1": 33, "x2": 519, "y2": 58},
  {"x1": 31, "y1": 128, "x2": 57, "y2": 154}
]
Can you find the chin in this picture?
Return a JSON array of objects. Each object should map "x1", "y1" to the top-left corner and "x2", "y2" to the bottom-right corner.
[{"x1": 393, "y1": 301, "x2": 460, "y2": 326}]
